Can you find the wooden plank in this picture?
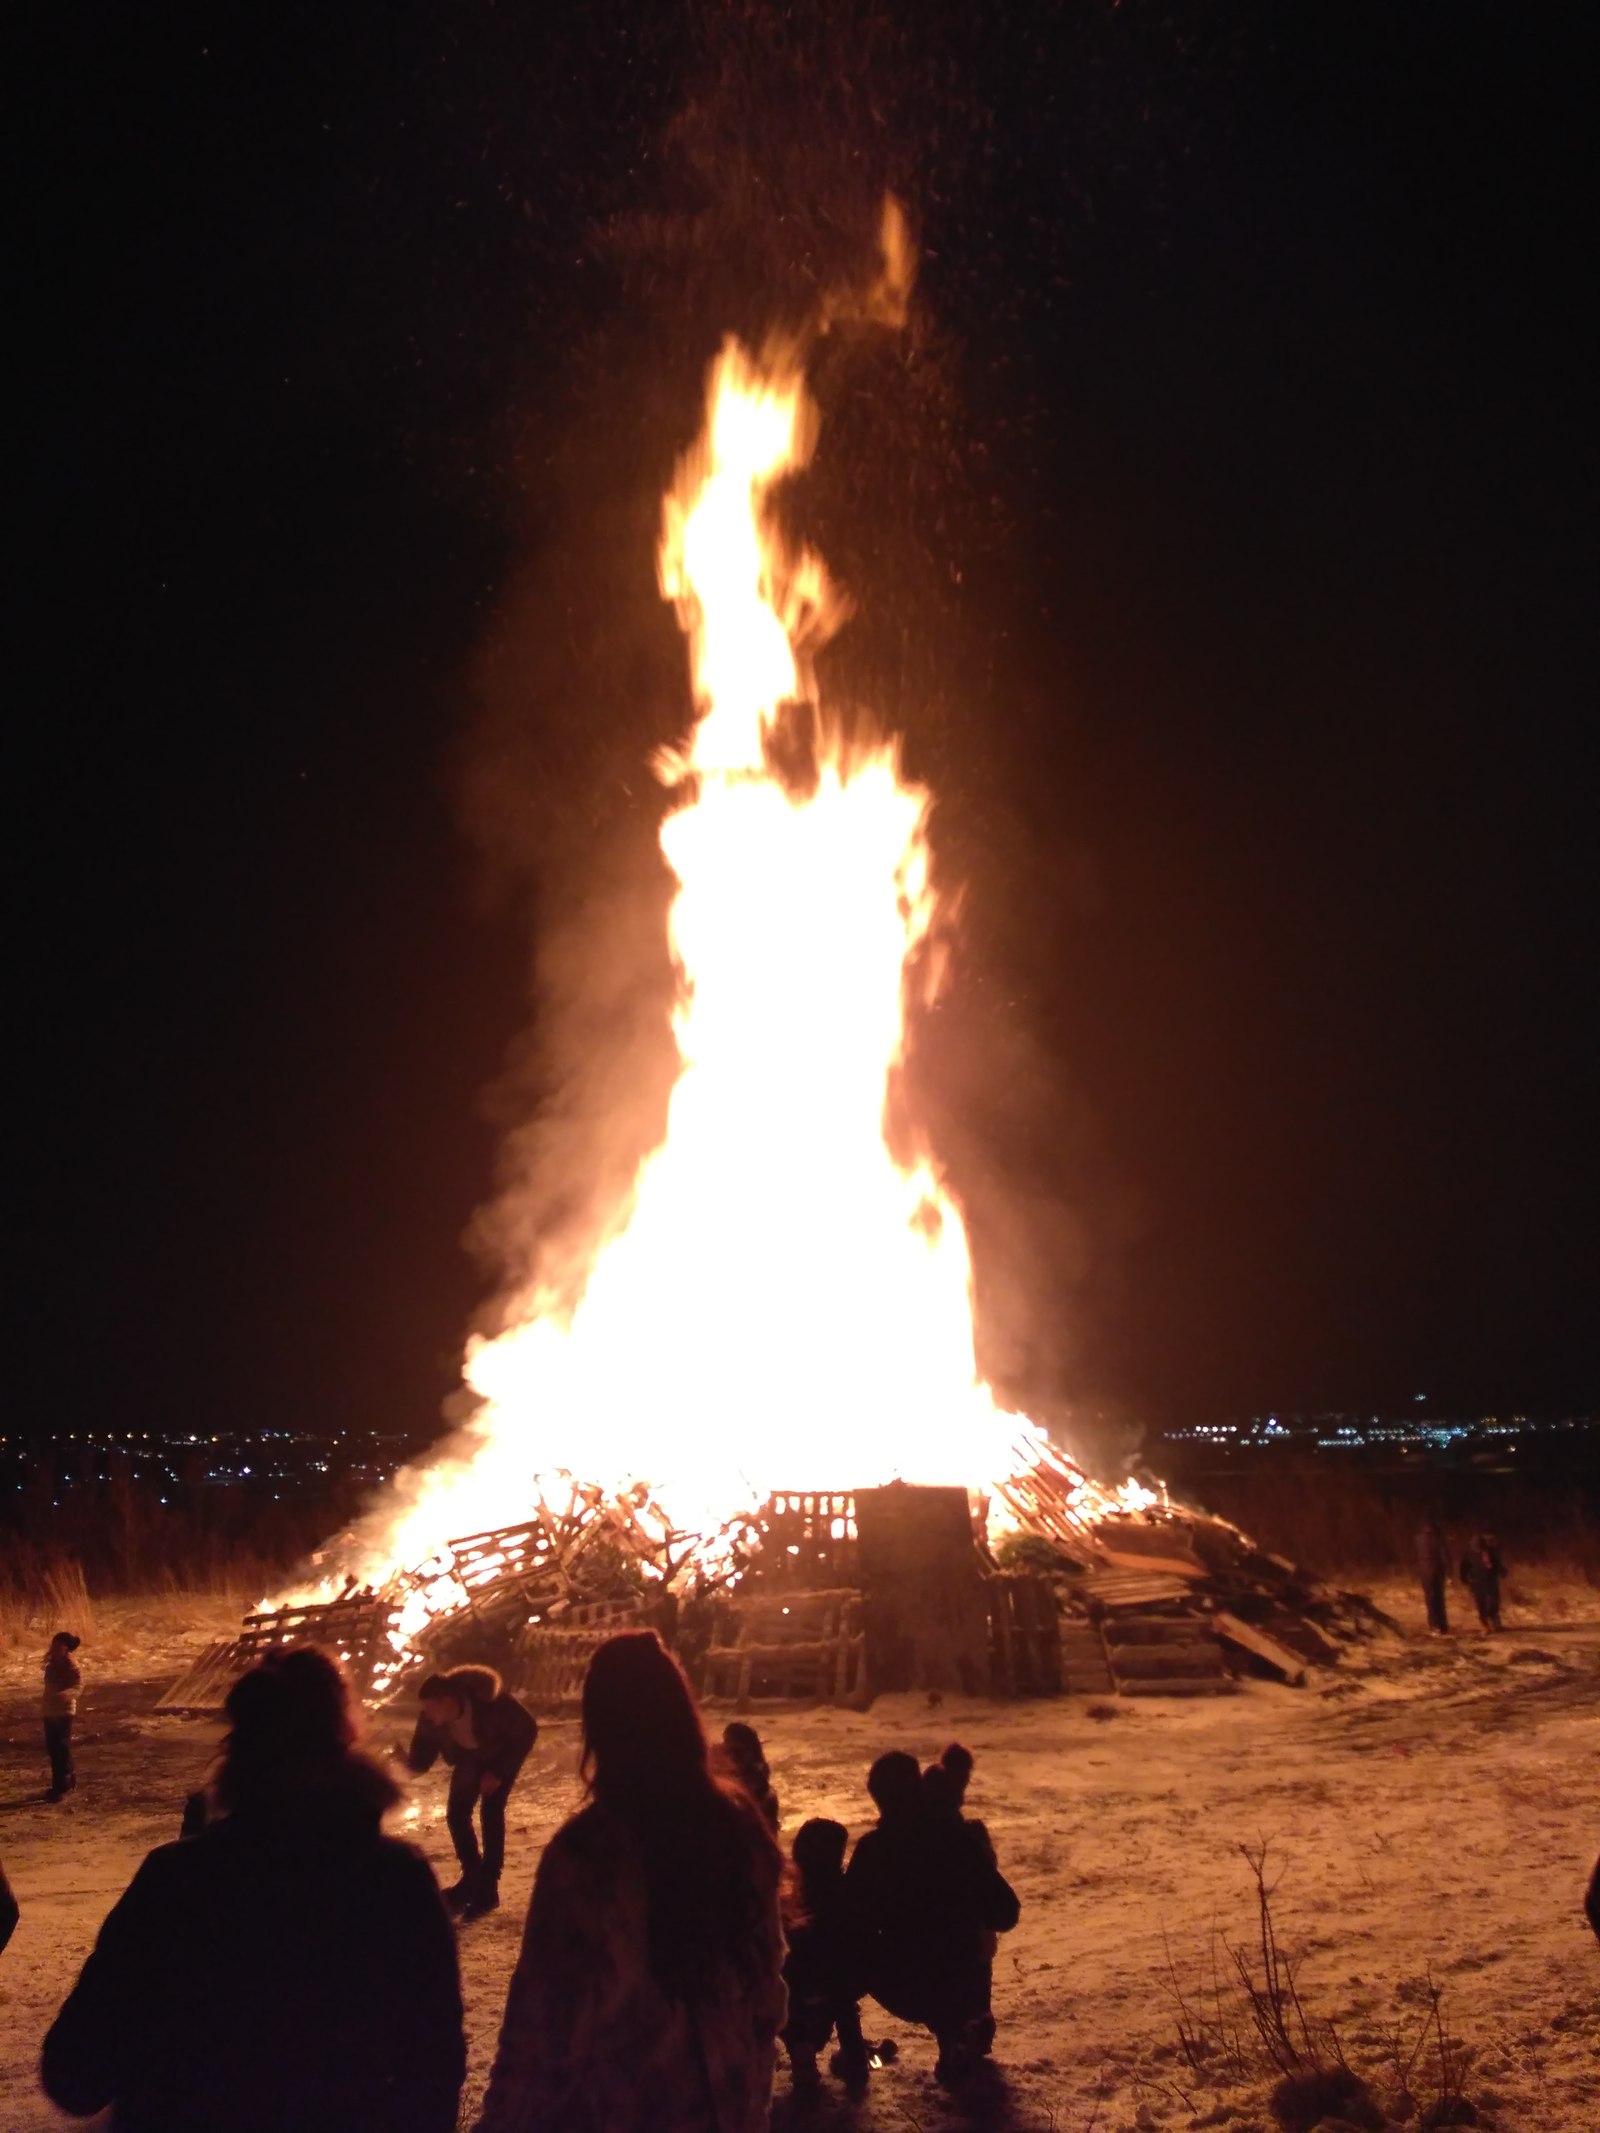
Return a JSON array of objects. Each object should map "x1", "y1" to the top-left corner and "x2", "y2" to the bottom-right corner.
[
  {"x1": 1117, "y1": 1675, "x2": 1237, "y2": 1698},
  {"x1": 1213, "y1": 1610, "x2": 1308, "y2": 1687},
  {"x1": 1096, "y1": 1543, "x2": 1205, "y2": 1580}
]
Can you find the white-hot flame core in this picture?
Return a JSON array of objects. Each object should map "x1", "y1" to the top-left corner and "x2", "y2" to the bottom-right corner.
[{"x1": 276, "y1": 338, "x2": 1152, "y2": 1611}]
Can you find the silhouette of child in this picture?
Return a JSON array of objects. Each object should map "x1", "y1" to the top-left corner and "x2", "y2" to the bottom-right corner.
[
  {"x1": 718, "y1": 1721, "x2": 780, "y2": 1832},
  {"x1": 781, "y1": 1818, "x2": 871, "y2": 2093}
]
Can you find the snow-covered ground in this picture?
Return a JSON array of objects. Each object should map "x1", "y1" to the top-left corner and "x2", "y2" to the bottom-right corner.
[{"x1": 2, "y1": 1581, "x2": 1596, "y2": 2131}]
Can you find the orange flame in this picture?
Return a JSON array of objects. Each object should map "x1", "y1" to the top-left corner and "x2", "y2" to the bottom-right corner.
[{"x1": 278, "y1": 334, "x2": 1153, "y2": 1616}]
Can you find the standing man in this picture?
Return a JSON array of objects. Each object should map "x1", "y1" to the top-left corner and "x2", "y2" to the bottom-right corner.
[
  {"x1": 1415, "y1": 1521, "x2": 1450, "y2": 1635},
  {"x1": 1460, "y1": 1532, "x2": 1506, "y2": 1632},
  {"x1": 42, "y1": 1631, "x2": 82, "y2": 1799},
  {"x1": 406, "y1": 1666, "x2": 537, "y2": 1920}
]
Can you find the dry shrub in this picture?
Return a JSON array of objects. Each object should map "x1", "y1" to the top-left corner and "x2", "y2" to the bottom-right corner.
[
  {"x1": 1164, "y1": 1846, "x2": 1479, "y2": 2129},
  {"x1": 0, "y1": 1547, "x2": 95, "y2": 1652}
]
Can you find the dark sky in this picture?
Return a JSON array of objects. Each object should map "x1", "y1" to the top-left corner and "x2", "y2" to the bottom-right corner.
[{"x1": 12, "y1": 2, "x2": 1596, "y2": 1450}]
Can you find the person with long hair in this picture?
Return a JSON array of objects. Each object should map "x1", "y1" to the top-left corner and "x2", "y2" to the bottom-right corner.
[
  {"x1": 42, "y1": 1645, "x2": 465, "y2": 2133},
  {"x1": 474, "y1": 1629, "x2": 786, "y2": 2133}
]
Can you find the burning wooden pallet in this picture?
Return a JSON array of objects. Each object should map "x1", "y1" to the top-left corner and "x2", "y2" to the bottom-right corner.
[
  {"x1": 752, "y1": 1492, "x2": 859, "y2": 1588},
  {"x1": 508, "y1": 1596, "x2": 653, "y2": 1706},
  {"x1": 154, "y1": 1593, "x2": 400, "y2": 1712}
]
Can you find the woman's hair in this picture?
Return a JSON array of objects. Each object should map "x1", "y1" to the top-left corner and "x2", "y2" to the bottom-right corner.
[
  {"x1": 580, "y1": 1631, "x2": 779, "y2": 2001},
  {"x1": 215, "y1": 1645, "x2": 398, "y2": 1820},
  {"x1": 50, "y1": 1631, "x2": 81, "y2": 1652}
]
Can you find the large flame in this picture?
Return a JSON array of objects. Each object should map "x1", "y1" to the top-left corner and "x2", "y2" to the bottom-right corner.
[{"x1": 283, "y1": 334, "x2": 1152, "y2": 1613}]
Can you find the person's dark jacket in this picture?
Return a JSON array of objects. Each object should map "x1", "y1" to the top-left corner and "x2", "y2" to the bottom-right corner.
[
  {"x1": 0, "y1": 1858, "x2": 17, "y2": 1956},
  {"x1": 846, "y1": 1806, "x2": 1019, "y2": 2024},
  {"x1": 1586, "y1": 1854, "x2": 1599, "y2": 1945},
  {"x1": 406, "y1": 1688, "x2": 537, "y2": 1786},
  {"x1": 41, "y1": 1760, "x2": 464, "y2": 2133},
  {"x1": 1415, "y1": 1527, "x2": 1447, "y2": 1579}
]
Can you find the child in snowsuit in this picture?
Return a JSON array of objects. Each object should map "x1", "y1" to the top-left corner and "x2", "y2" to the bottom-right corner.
[
  {"x1": 407, "y1": 1666, "x2": 537, "y2": 1917},
  {"x1": 719, "y1": 1721, "x2": 780, "y2": 1832},
  {"x1": 781, "y1": 1818, "x2": 870, "y2": 2094},
  {"x1": 847, "y1": 1748, "x2": 1020, "y2": 2084},
  {"x1": 43, "y1": 1632, "x2": 82, "y2": 1800}
]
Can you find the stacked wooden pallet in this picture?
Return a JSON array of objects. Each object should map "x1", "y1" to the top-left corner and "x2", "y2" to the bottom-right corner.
[
  {"x1": 154, "y1": 1592, "x2": 398, "y2": 1711},
  {"x1": 703, "y1": 1587, "x2": 866, "y2": 1706},
  {"x1": 1098, "y1": 1611, "x2": 1232, "y2": 1697},
  {"x1": 1057, "y1": 1617, "x2": 1117, "y2": 1695},
  {"x1": 986, "y1": 1572, "x2": 1063, "y2": 1696},
  {"x1": 509, "y1": 1596, "x2": 651, "y2": 1706}
]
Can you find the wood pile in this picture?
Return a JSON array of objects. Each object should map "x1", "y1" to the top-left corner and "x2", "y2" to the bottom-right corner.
[
  {"x1": 1000, "y1": 1441, "x2": 1390, "y2": 1694},
  {"x1": 158, "y1": 1442, "x2": 1383, "y2": 1714}
]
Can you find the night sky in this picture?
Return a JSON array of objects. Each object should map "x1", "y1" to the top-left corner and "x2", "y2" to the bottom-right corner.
[{"x1": 13, "y1": 3, "x2": 1596, "y2": 1454}]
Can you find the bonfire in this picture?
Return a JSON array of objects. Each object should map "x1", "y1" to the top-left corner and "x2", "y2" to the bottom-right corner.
[{"x1": 163, "y1": 216, "x2": 1358, "y2": 1715}]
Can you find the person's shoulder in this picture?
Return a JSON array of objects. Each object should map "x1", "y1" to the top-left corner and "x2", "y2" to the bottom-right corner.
[
  {"x1": 547, "y1": 1800, "x2": 610, "y2": 1859},
  {"x1": 536, "y1": 1803, "x2": 624, "y2": 1895},
  {"x1": 109, "y1": 1831, "x2": 220, "y2": 1912}
]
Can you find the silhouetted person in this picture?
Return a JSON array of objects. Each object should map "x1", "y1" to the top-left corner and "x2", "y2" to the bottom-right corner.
[
  {"x1": 1586, "y1": 1855, "x2": 1599, "y2": 1945},
  {"x1": 1, "y1": 1858, "x2": 17, "y2": 1956},
  {"x1": 1415, "y1": 1521, "x2": 1450, "y2": 1633},
  {"x1": 923, "y1": 1743, "x2": 1005, "y2": 2054},
  {"x1": 474, "y1": 1629, "x2": 786, "y2": 2133},
  {"x1": 847, "y1": 1747, "x2": 1020, "y2": 2084},
  {"x1": 1459, "y1": 1532, "x2": 1505, "y2": 1631},
  {"x1": 42, "y1": 1644, "x2": 465, "y2": 2133},
  {"x1": 782, "y1": 1818, "x2": 870, "y2": 2094},
  {"x1": 719, "y1": 1719, "x2": 780, "y2": 1832},
  {"x1": 406, "y1": 1665, "x2": 537, "y2": 1917},
  {"x1": 43, "y1": 1630, "x2": 82, "y2": 1800}
]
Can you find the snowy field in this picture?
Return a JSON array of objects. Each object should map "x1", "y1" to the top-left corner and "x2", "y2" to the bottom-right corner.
[{"x1": 2, "y1": 1581, "x2": 1596, "y2": 2132}]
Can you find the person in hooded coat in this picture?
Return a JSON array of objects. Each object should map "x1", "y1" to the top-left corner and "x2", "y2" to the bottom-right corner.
[
  {"x1": 473, "y1": 1629, "x2": 786, "y2": 2133},
  {"x1": 407, "y1": 1663, "x2": 538, "y2": 1917},
  {"x1": 41, "y1": 1645, "x2": 465, "y2": 2133}
]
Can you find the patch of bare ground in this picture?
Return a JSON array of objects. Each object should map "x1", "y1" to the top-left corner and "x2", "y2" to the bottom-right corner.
[{"x1": 0, "y1": 1591, "x2": 1595, "y2": 2130}]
